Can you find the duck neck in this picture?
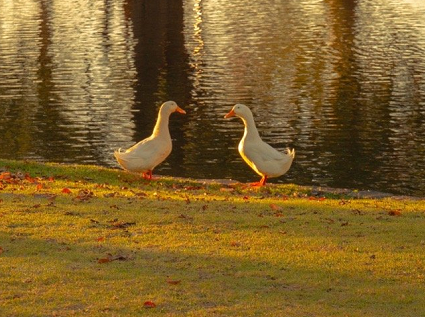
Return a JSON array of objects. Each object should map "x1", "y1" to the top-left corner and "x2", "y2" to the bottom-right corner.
[
  {"x1": 241, "y1": 114, "x2": 260, "y2": 141},
  {"x1": 152, "y1": 110, "x2": 171, "y2": 138}
]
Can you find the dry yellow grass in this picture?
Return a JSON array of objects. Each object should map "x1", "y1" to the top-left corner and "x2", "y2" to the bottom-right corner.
[{"x1": 1, "y1": 159, "x2": 425, "y2": 316}]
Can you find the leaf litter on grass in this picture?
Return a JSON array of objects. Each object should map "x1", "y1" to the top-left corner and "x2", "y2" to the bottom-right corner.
[{"x1": 1, "y1": 159, "x2": 425, "y2": 317}]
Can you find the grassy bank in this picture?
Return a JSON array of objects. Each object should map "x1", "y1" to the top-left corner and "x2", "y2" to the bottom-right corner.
[{"x1": 1, "y1": 159, "x2": 425, "y2": 316}]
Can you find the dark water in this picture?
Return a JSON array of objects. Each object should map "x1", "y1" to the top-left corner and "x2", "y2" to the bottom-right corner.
[{"x1": 1, "y1": 0, "x2": 425, "y2": 196}]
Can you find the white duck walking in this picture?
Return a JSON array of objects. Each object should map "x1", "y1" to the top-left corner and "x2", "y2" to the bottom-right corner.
[
  {"x1": 224, "y1": 104, "x2": 295, "y2": 186},
  {"x1": 114, "y1": 101, "x2": 186, "y2": 180}
]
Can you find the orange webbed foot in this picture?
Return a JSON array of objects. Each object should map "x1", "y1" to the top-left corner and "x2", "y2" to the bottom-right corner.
[
  {"x1": 142, "y1": 170, "x2": 153, "y2": 180},
  {"x1": 249, "y1": 182, "x2": 264, "y2": 187},
  {"x1": 247, "y1": 176, "x2": 267, "y2": 187}
]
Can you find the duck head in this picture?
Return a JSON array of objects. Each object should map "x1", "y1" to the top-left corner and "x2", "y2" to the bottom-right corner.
[
  {"x1": 224, "y1": 104, "x2": 252, "y2": 119},
  {"x1": 161, "y1": 101, "x2": 186, "y2": 115}
]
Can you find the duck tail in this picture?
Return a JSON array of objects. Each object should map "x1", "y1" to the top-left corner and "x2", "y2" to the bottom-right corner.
[
  {"x1": 113, "y1": 148, "x2": 122, "y2": 159},
  {"x1": 114, "y1": 148, "x2": 130, "y2": 170},
  {"x1": 285, "y1": 148, "x2": 295, "y2": 159}
]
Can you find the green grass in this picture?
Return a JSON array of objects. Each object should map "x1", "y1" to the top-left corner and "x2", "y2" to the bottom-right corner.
[{"x1": 1, "y1": 159, "x2": 425, "y2": 316}]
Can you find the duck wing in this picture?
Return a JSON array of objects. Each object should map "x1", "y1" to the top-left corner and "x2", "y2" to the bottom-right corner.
[
  {"x1": 241, "y1": 140, "x2": 294, "y2": 176},
  {"x1": 243, "y1": 140, "x2": 285, "y2": 162},
  {"x1": 114, "y1": 137, "x2": 171, "y2": 171},
  {"x1": 125, "y1": 137, "x2": 159, "y2": 157}
]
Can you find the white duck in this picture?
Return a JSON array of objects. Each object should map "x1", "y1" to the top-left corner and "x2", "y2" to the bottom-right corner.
[
  {"x1": 224, "y1": 104, "x2": 295, "y2": 186},
  {"x1": 114, "y1": 101, "x2": 186, "y2": 180}
]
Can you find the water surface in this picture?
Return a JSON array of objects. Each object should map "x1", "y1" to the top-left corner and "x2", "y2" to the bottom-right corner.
[{"x1": 1, "y1": 0, "x2": 425, "y2": 196}]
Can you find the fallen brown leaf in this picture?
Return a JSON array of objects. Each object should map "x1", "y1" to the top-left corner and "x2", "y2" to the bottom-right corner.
[
  {"x1": 351, "y1": 209, "x2": 363, "y2": 215},
  {"x1": 184, "y1": 186, "x2": 202, "y2": 190},
  {"x1": 0, "y1": 172, "x2": 11, "y2": 181},
  {"x1": 167, "y1": 280, "x2": 181, "y2": 285},
  {"x1": 75, "y1": 189, "x2": 93, "y2": 201},
  {"x1": 109, "y1": 220, "x2": 136, "y2": 229},
  {"x1": 324, "y1": 218, "x2": 335, "y2": 224},
  {"x1": 98, "y1": 254, "x2": 129, "y2": 264},
  {"x1": 112, "y1": 255, "x2": 128, "y2": 261},
  {"x1": 96, "y1": 183, "x2": 111, "y2": 189},
  {"x1": 98, "y1": 257, "x2": 112, "y2": 264},
  {"x1": 25, "y1": 174, "x2": 37, "y2": 183},
  {"x1": 31, "y1": 194, "x2": 57, "y2": 201},
  {"x1": 133, "y1": 191, "x2": 147, "y2": 198},
  {"x1": 388, "y1": 210, "x2": 402, "y2": 216},
  {"x1": 185, "y1": 195, "x2": 191, "y2": 204},
  {"x1": 220, "y1": 187, "x2": 234, "y2": 192},
  {"x1": 270, "y1": 204, "x2": 282, "y2": 211},
  {"x1": 143, "y1": 301, "x2": 156, "y2": 308}
]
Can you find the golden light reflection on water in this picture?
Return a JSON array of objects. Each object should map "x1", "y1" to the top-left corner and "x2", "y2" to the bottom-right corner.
[
  {"x1": 187, "y1": 0, "x2": 204, "y2": 93},
  {"x1": 0, "y1": 0, "x2": 425, "y2": 195},
  {"x1": 0, "y1": 0, "x2": 136, "y2": 164},
  {"x1": 180, "y1": 0, "x2": 425, "y2": 194},
  {"x1": 0, "y1": 0, "x2": 41, "y2": 158},
  {"x1": 48, "y1": 0, "x2": 137, "y2": 155}
]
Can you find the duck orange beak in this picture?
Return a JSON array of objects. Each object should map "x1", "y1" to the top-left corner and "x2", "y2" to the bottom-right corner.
[
  {"x1": 176, "y1": 106, "x2": 186, "y2": 114},
  {"x1": 224, "y1": 109, "x2": 235, "y2": 118}
]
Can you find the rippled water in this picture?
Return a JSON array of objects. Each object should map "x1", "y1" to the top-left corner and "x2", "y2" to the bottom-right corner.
[{"x1": 1, "y1": 0, "x2": 425, "y2": 196}]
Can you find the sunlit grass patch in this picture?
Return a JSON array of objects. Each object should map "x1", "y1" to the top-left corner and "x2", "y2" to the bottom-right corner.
[{"x1": 1, "y1": 159, "x2": 425, "y2": 316}]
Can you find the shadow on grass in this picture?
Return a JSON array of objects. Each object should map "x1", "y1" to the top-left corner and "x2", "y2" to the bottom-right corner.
[{"x1": 1, "y1": 221, "x2": 423, "y2": 317}]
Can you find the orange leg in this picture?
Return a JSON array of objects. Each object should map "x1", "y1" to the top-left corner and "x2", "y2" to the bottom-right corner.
[
  {"x1": 259, "y1": 175, "x2": 267, "y2": 186},
  {"x1": 250, "y1": 175, "x2": 267, "y2": 187},
  {"x1": 142, "y1": 170, "x2": 153, "y2": 180}
]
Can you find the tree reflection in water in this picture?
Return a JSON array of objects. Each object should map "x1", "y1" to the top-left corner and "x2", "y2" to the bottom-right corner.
[{"x1": 0, "y1": 0, "x2": 424, "y2": 196}]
